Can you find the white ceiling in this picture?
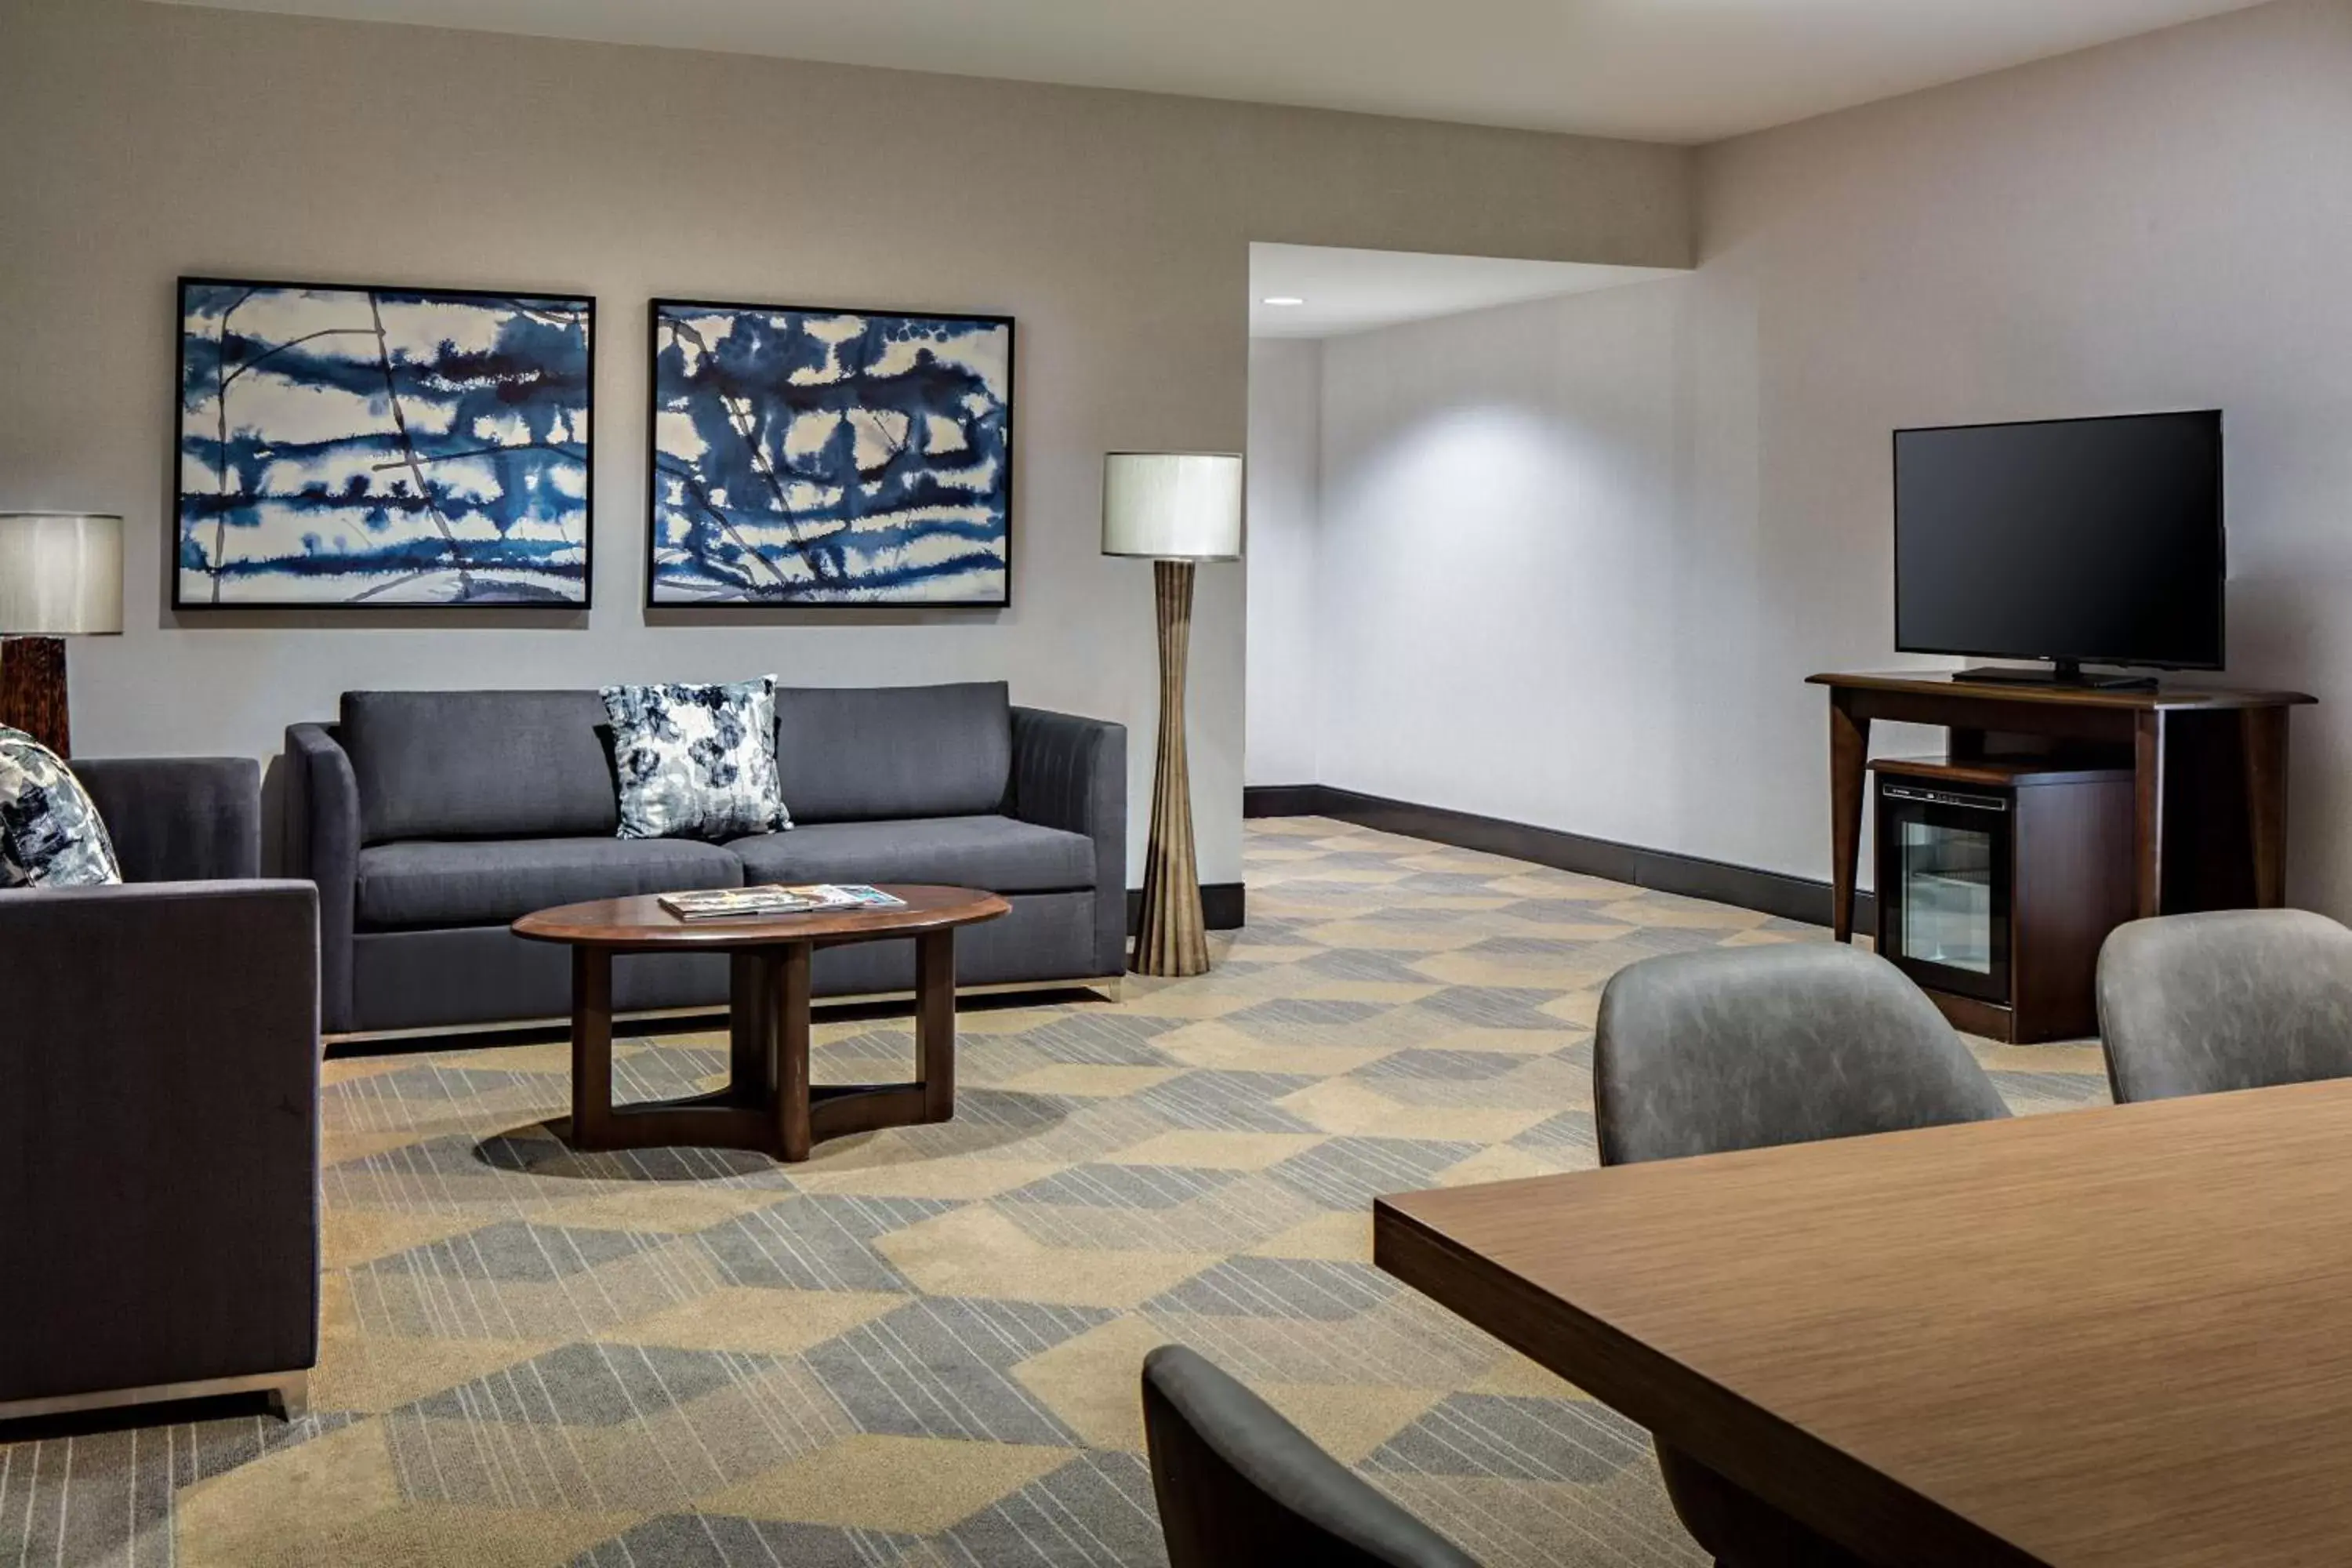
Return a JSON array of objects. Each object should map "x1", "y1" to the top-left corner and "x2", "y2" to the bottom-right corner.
[
  {"x1": 157, "y1": 0, "x2": 2273, "y2": 143},
  {"x1": 1250, "y1": 245, "x2": 1682, "y2": 339}
]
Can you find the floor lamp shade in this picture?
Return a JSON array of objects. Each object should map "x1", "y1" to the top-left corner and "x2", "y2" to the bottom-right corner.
[
  {"x1": 0, "y1": 512, "x2": 123, "y2": 757},
  {"x1": 1101, "y1": 453, "x2": 1244, "y2": 560},
  {"x1": 1101, "y1": 455, "x2": 1243, "y2": 978}
]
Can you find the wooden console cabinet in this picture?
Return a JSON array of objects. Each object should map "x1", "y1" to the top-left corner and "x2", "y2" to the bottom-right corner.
[{"x1": 1813, "y1": 673, "x2": 2314, "y2": 1040}]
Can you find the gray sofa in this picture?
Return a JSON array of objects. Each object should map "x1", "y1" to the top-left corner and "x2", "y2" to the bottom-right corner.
[
  {"x1": 285, "y1": 681, "x2": 1127, "y2": 1036},
  {"x1": 0, "y1": 758, "x2": 319, "y2": 1422}
]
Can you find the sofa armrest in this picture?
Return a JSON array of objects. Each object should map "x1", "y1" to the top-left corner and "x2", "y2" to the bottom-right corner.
[
  {"x1": 285, "y1": 723, "x2": 360, "y2": 1033},
  {"x1": 69, "y1": 757, "x2": 261, "y2": 882},
  {"x1": 1011, "y1": 706, "x2": 1127, "y2": 975},
  {"x1": 0, "y1": 880, "x2": 320, "y2": 1403}
]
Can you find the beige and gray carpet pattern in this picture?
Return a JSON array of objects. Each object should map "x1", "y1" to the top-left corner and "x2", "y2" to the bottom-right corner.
[{"x1": 0, "y1": 818, "x2": 2111, "y2": 1566}]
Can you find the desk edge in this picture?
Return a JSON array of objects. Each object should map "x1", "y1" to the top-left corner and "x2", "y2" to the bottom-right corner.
[{"x1": 1371, "y1": 1194, "x2": 2047, "y2": 1568}]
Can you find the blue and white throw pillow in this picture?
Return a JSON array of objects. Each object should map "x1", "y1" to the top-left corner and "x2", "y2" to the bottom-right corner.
[
  {"x1": 601, "y1": 677, "x2": 793, "y2": 841},
  {"x1": 0, "y1": 726, "x2": 123, "y2": 888}
]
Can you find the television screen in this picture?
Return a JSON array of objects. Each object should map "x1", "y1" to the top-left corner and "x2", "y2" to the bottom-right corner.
[{"x1": 1894, "y1": 412, "x2": 2224, "y2": 670}]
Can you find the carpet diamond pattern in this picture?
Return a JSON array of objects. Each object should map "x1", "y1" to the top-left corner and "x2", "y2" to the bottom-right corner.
[{"x1": 1, "y1": 818, "x2": 2113, "y2": 1566}]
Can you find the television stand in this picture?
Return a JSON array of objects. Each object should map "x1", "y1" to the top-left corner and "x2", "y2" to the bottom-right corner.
[
  {"x1": 1809, "y1": 673, "x2": 2314, "y2": 960},
  {"x1": 1953, "y1": 659, "x2": 2158, "y2": 691}
]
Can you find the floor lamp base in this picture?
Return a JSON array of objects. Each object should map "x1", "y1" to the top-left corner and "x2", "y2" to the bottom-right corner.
[{"x1": 1132, "y1": 560, "x2": 1210, "y2": 978}]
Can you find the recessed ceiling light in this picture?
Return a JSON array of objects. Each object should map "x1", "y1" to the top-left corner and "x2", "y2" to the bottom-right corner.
[{"x1": 1261, "y1": 296, "x2": 1305, "y2": 307}]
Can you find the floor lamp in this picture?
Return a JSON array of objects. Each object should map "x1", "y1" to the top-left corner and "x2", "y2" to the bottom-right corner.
[
  {"x1": 1102, "y1": 452, "x2": 1244, "y2": 978},
  {"x1": 0, "y1": 513, "x2": 123, "y2": 757}
]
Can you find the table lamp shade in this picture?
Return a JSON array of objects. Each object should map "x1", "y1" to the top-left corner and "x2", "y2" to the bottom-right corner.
[
  {"x1": 1101, "y1": 453, "x2": 1243, "y2": 561},
  {"x1": 0, "y1": 513, "x2": 124, "y2": 635}
]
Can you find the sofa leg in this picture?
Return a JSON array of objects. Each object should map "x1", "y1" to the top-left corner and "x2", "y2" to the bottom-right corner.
[{"x1": 266, "y1": 1370, "x2": 310, "y2": 1423}]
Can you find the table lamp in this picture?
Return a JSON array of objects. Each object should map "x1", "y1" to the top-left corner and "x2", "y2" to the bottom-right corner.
[
  {"x1": 1102, "y1": 452, "x2": 1244, "y2": 977},
  {"x1": 0, "y1": 512, "x2": 124, "y2": 757}
]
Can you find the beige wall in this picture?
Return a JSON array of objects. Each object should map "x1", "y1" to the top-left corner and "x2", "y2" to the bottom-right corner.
[
  {"x1": 1284, "y1": 0, "x2": 2352, "y2": 915},
  {"x1": 0, "y1": 0, "x2": 1690, "y2": 884},
  {"x1": 1686, "y1": 0, "x2": 2352, "y2": 906},
  {"x1": 1243, "y1": 338, "x2": 1322, "y2": 787},
  {"x1": 1312, "y1": 279, "x2": 1698, "y2": 844}
]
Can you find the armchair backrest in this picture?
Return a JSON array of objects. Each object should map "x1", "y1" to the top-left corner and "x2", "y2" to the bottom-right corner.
[
  {"x1": 1142, "y1": 1345, "x2": 1479, "y2": 1567},
  {"x1": 2097, "y1": 909, "x2": 2352, "y2": 1102},
  {"x1": 68, "y1": 757, "x2": 260, "y2": 882},
  {"x1": 1595, "y1": 942, "x2": 2010, "y2": 1165}
]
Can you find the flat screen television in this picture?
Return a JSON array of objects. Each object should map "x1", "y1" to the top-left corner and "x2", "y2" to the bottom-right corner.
[{"x1": 1894, "y1": 411, "x2": 2225, "y2": 681}]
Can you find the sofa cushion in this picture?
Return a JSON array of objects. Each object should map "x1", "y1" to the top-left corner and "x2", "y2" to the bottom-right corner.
[
  {"x1": 354, "y1": 837, "x2": 742, "y2": 930},
  {"x1": 775, "y1": 682, "x2": 1011, "y2": 823},
  {"x1": 343, "y1": 691, "x2": 617, "y2": 844},
  {"x1": 728, "y1": 815, "x2": 1093, "y2": 894}
]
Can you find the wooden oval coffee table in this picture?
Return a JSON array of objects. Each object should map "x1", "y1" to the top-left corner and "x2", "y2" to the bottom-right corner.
[{"x1": 514, "y1": 885, "x2": 1010, "y2": 1162}]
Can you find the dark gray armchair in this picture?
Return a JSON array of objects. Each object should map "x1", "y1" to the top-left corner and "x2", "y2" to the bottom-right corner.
[
  {"x1": 1594, "y1": 943, "x2": 2009, "y2": 1568},
  {"x1": 0, "y1": 758, "x2": 319, "y2": 1425},
  {"x1": 1142, "y1": 1345, "x2": 1478, "y2": 1568},
  {"x1": 2097, "y1": 909, "x2": 2352, "y2": 1104}
]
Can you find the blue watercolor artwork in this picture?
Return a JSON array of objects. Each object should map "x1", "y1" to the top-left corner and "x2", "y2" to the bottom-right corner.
[
  {"x1": 648, "y1": 301, "x2": 1012, "y2": 606},
  {"x1": 176, "y1": 279, "x2": 593, "y2": 608}
]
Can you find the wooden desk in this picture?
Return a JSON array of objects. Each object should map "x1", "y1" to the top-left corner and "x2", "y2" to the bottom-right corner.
[
  {"x1": 1809, "y1": 673, "x2": 2311, "y2": 942},
  {"x1": 1376, "y1": 1080, "x2": 2352, "y2": 1568}
]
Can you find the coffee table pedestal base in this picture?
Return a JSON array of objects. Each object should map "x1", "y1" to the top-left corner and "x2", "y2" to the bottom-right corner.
[{"x1": 561, "y1": 931, "x2": 958, "y2": 1163}]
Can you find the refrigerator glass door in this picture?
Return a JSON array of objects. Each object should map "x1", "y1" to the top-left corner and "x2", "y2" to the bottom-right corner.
[{"x1": 1880, "y1": 785, "x2": 2010, "y2": 1004}]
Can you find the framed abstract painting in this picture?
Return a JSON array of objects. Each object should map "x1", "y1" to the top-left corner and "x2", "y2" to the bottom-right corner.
[
  {"x1": 647, "y1": 299, "x2": 1013, "y2": 607},
  {"x1": 175, "y1": 278, "x2": 594, "y2": 608}
]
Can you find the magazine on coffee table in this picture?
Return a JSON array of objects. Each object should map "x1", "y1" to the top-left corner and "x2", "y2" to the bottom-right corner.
[
  {"x1": 659, "y1": 884, "x2": 907, "y2": 921},
  {"x1": 824, "y1": 884, "x2": 909, "y2": 908}
]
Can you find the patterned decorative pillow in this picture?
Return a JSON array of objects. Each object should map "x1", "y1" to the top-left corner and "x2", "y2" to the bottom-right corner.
[
  {"x1": 601, "y1": 677, "x2": 793, "y2": 841},
  {"x1": 0, "y1": 726, "x2": 123, "y2": 888}
]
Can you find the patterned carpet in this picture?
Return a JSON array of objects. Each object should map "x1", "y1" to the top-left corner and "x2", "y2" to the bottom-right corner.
[{"x1": 0, "y1": 818, "x2": 2113, "y2": 1567}]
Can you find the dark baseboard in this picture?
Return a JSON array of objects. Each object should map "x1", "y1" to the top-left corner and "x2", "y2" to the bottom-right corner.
[
  {"x1": 1202, "y1": 881, "x2": 1247, "y2": 931},
  {"x1": 1243, "y1": 784, "x2": 1328, "y2": 818},
  {"x1": 1243, "y1": 784, "x2": 1874, "y2": 933},
  {"x1": 1127, "y1": 882, "x2": 1247, "y2": 934}
]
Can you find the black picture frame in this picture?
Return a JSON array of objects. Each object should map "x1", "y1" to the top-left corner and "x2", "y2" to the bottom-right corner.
[
  {"x1": 644, "y1": 297, "x2": 1015, "y2": 611},
  {"x1": 172, "y1": 274, "x2": 597, "y2": 612}
]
